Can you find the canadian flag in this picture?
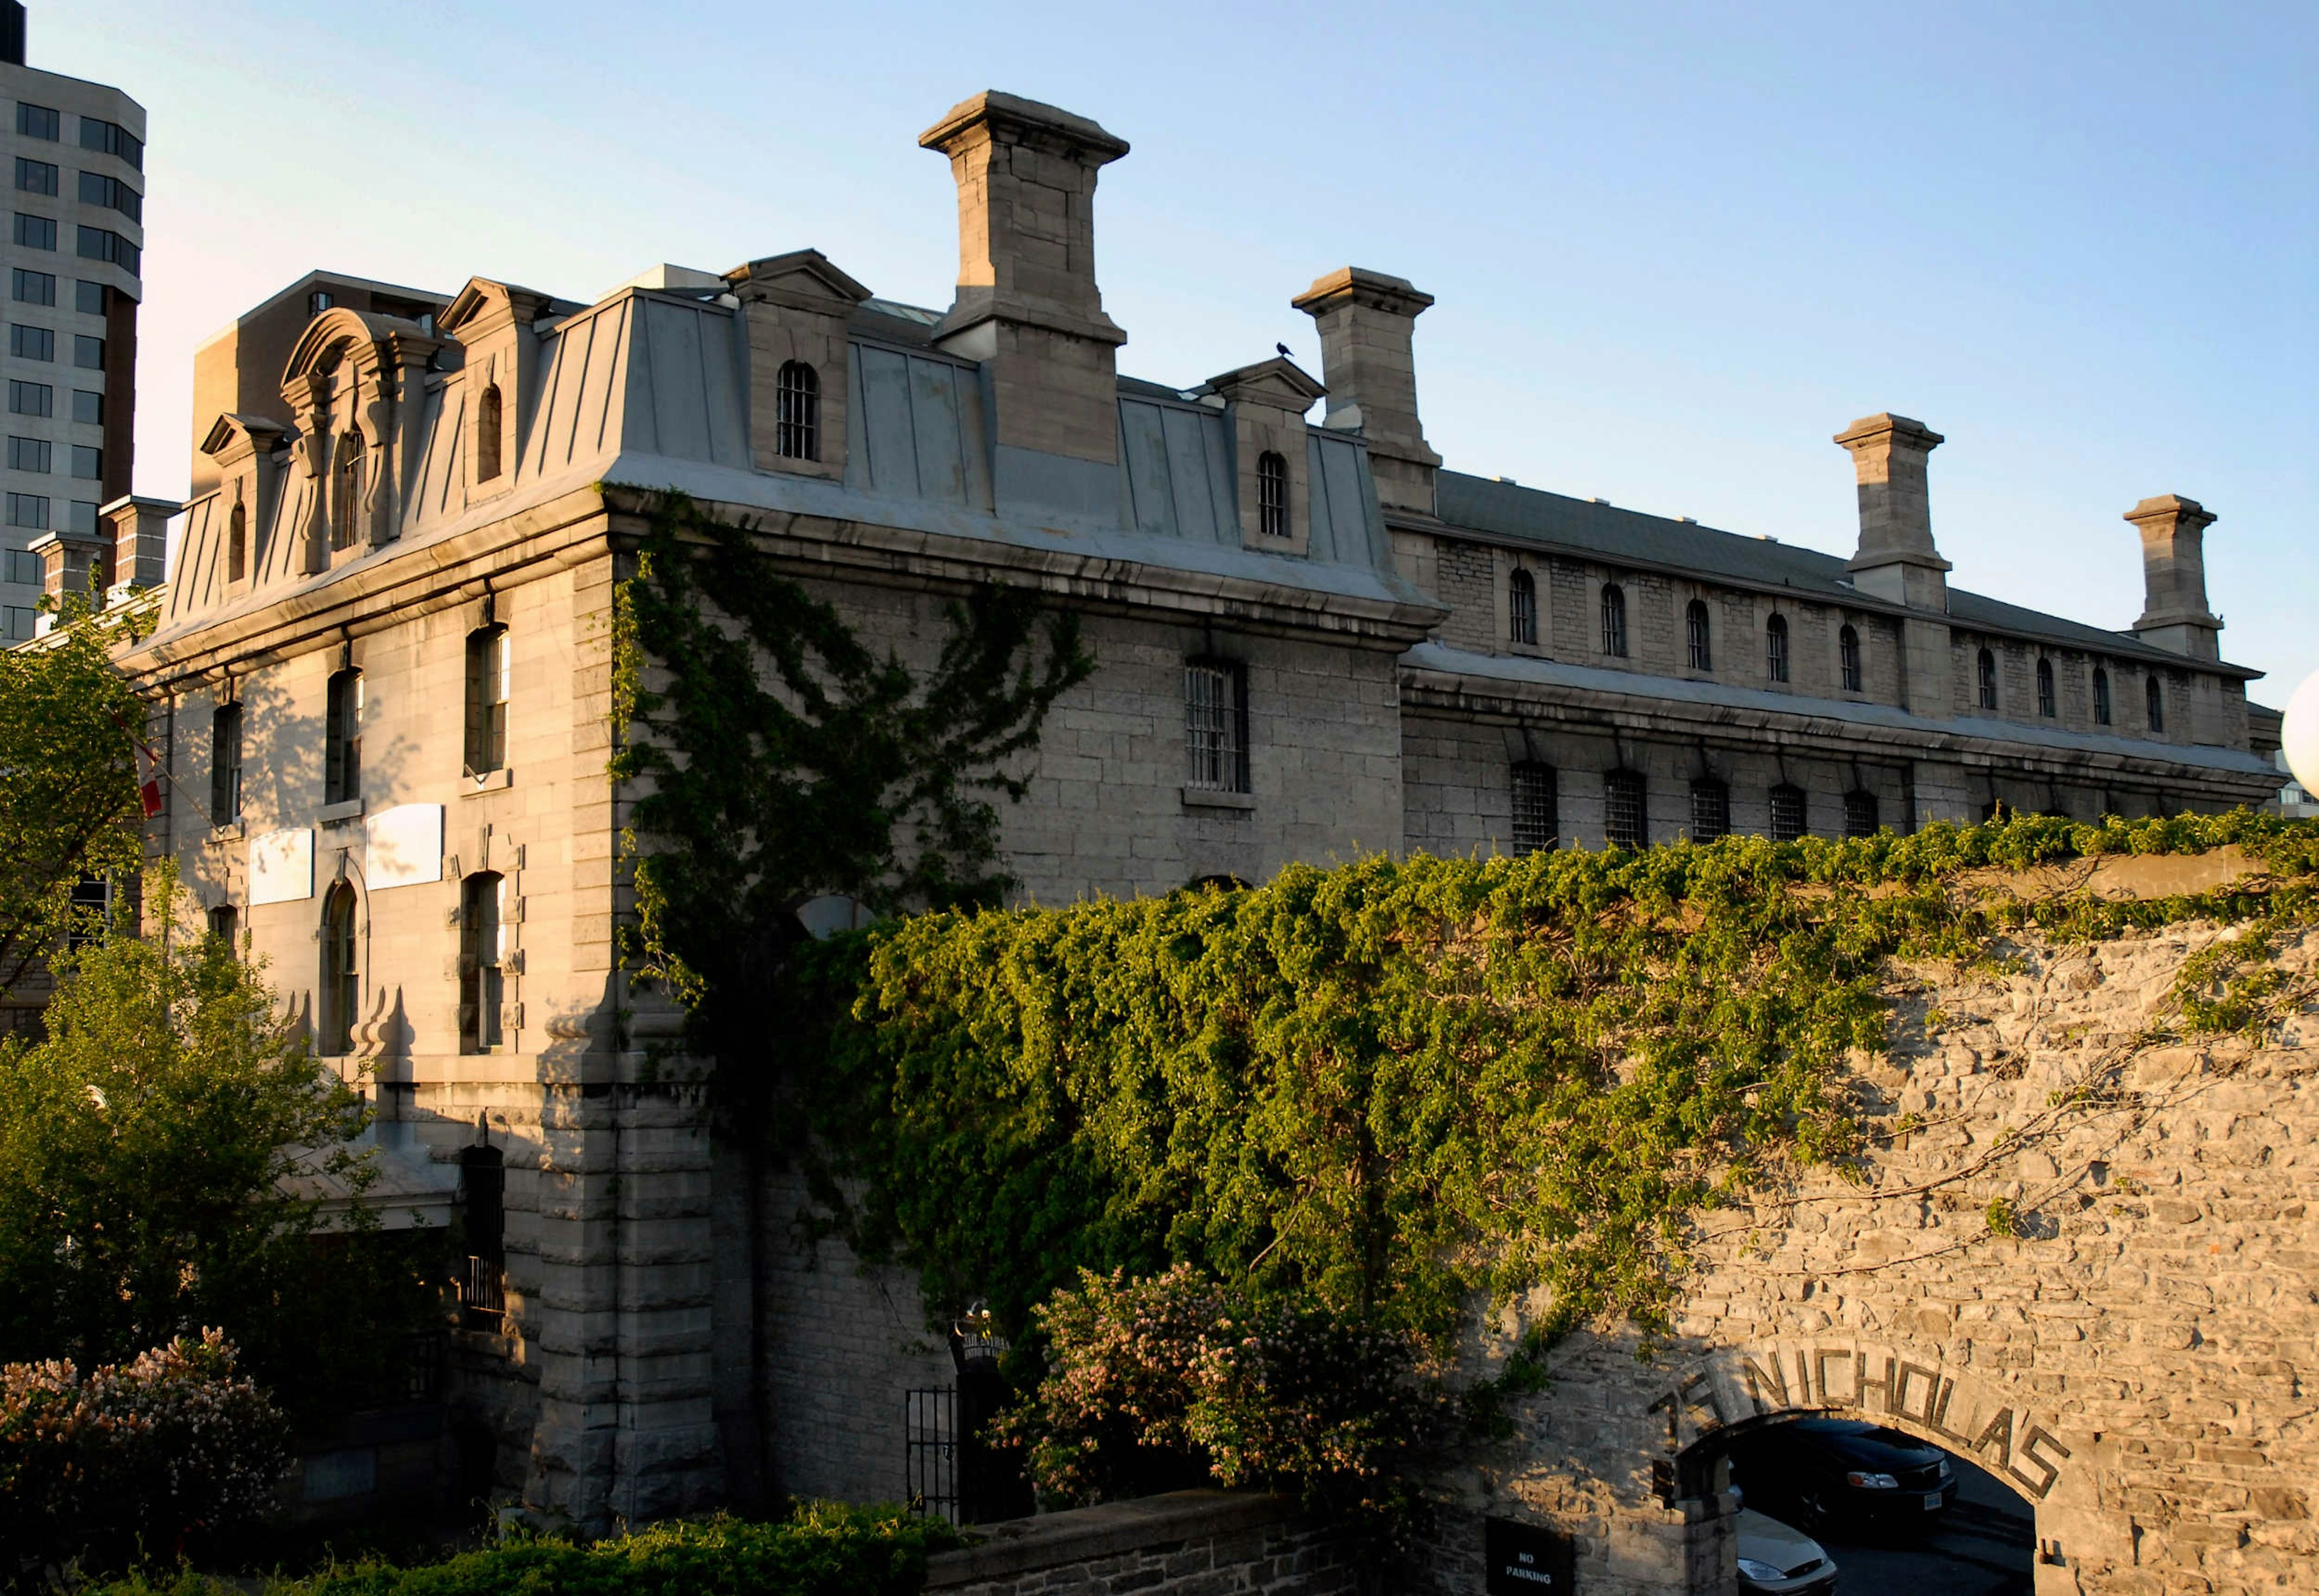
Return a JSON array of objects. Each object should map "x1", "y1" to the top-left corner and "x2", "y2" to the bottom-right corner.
[{"x1": 106, "y1": 708, "x2": 165, "y2": 819}]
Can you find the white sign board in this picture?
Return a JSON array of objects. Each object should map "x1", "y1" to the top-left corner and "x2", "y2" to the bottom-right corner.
[
  {"x1": 2284, "y1": 671, "x2": 2319, "y2": 798},
  {"x1": 249, "y1": 828, "x2": 315, "y2": 906},
  {"x1": 365, "y1": 804, "x2": 444, "y2": 891}
]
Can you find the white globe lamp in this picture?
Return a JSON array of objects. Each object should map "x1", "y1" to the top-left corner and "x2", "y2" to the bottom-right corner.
[{"x1": 2283, "y1": 671, "x2": 2319, "y2": 800}]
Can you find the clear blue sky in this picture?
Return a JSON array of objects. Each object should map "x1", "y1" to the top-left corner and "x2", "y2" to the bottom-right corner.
[{"x1": 49, "y1": 1, "x2": 2318, "y2": 703}]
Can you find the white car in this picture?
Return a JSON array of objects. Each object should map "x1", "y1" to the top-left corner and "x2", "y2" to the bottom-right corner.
[{"x1": 1734, "y1": 1507, "x2": 1839, "y2": 1595}]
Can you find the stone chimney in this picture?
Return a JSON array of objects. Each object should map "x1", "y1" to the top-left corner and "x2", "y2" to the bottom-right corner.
[
  {"x1": 1291, "y1": 268, "x2": 1441, "y2": 516},
  {"x1": 103, "y1": 495, "x2": 178, "y2": 603},
  {"x1": 920, "y1": 92, "x2": 1129, "y2": 519},
  {"x1": 1833, "y1": 413, "x2": 1951, "y2": 610},
  {"x1": 2124, "y1": 494, "x2": 2221, "y2": 661},
  {"x1": 26, "y1": 529, "x2": 106, "y2": 635}
]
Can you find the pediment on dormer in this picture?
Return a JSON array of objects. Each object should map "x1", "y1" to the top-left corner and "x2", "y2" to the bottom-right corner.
[
  {"x1": 1203, "y1": 356, "x2": 1327, "y2": 413},
  {"x1": 722, "y1": 248, "x2": 873, "y2": 311},
  {"x1": 439, "y1": 277, "x2": 557, "y2": 339},
  {"x1": 201, "y1": 412, "x2": 290, "y2": 460}
]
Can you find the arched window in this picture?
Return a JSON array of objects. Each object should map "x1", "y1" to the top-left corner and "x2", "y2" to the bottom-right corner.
[
  {"x1": 457, "y1": 1143, "x2": 505, "y2": 1327},
  {"x1": 2036, "y1": 657, "x2": 2056, "y2": 718},
  {"x1": 1839, "y1": 624, "x2": 1862, "y2": 693},
  {"x1": 1765, "y1": 614, "x2": 1789, "y2": 684},
  {"x1": 226, "y1": 501, "x2": 246, "y2": 583},
  {"x1": 1685, "y1": 599, "x2": 1711, "y2": 671},
  {"x1": 464, "y1": 623, "x2": 511, "y2": 777},
  {"x1": 318, "y1": 881, "x2": 359, "y2": 1056},
  {"x1": 2093, "y1": 667, "x2": 2112, "y2": 726},
  {"x1": 1599, "y1": 582, "x2": 1628, "y2": 658},
  {"x1": 324, "y1": 667, "x2": 362, "y2": 805},
  {"x1": 1508, "y1": 567, "x2": 1538, "y2": 646},
  {"x1": 1510, "y1": 761, "x2": 1556, "y2": 854},
  {"x1": 1256, "y1": 450, "x2": 1289, "y2": 539},
  {"x1": 330, "y1": 432, "x2": 364, "y2": 551},
  {"x1": 476, "y1": 383, "x2": 504, "y2": 482},
  {"x1": 1689, "y1": 777, "x2": 1730, "y2": 842},
  {"x1": 1843, "y1": 789, "x2": 1880, "y2": 839},
  {"x1": 1769, "y1": 783, "x2": 1807, "y2": 842},
  {"x1": 1977, "y1": 647, "x2": 1999, "y2": 711},
  {"x1": 460, "y1": 871, "x2": 506, "y2": 1054},
  {"x1": 1604, "y1": 769, "x2": 1647, "y2": 848},
  {"x1": 2146, "y1": 674, "x2": 2164, "y2": 734},
  {"x1": 775, "y1": 360, "x2": 819, "y2": 460}
]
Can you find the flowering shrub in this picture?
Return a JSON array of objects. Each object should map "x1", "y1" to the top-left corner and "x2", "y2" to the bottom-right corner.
[
  {"x1": 1002, "y1": 1266, "x2": 1435, "y2": 1539},
  {"x1": 0, "y1": 1330, "x2": 289, "y2": 1577}
]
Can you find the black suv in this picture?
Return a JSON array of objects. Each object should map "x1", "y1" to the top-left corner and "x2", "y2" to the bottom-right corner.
[{"x1": 1727, "y1": 1418, "x2": 1958, "y2": 1534}]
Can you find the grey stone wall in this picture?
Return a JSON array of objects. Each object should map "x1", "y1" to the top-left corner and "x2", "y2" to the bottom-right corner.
[{"x1": 925, "y1": 1492, "x2": 1356, "y2": 1596}]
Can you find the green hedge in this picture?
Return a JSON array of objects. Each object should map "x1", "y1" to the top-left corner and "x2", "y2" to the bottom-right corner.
[{"x1": 82, "y1": 1505, "x2": 962, "y2": 1596}]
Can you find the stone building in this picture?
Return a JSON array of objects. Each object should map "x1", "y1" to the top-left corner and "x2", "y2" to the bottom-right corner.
[
  {"x1": 73, "y1": 91, "x2": 2280, "y2": 1528},
  {"x1": 0, "y1": 0, "x2": 143, "y2": 644}
]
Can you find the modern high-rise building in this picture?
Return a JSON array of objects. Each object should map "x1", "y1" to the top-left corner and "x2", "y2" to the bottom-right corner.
[{"x1": 0, "y1": 1, "x2": 141, "y2": 643}]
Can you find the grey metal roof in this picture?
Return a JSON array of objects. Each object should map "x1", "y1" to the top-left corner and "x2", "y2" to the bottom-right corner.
[{"x1": 1431, "y1": 470, "x2": 2239, "y2": 675}]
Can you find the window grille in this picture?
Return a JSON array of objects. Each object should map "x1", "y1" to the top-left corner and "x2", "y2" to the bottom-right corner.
[
  {"x1": 1977, "y1": 648, "x2": 1998, "y2": 711},
  {"x1": 330, "y1": 433, "x2": 364, "y2": 550},
  {"x1": 318, "y1": 883, "x2": 359, "y2": 1056},
  {"x1": 1765, "y1": 614, "x2": 1789, "y2": 684},
  {"x1": 1686, "y1": 600, "x2": 1710, "y2": 671},
  {"x1": 1256, "y1": 450, "x2": 1289, "y2": 539},
  {"x1": 1843, "y1": 789, "x2": 1880, "y2": 839},
  {"x1": 1769, "y1": 783, "x2": 1807, "y2": 842},
  {"x1": 465, "y1": 624, "x2": 512, "y2": 777},
  {"x1": 324, "y1": 668, "x2": 362, "y2": 805},
  {"x1": 210, "y1": 701, "x2": 242, "y2": 824},
  {"x1": 2093, "y1": 667, "x2": 2112, "y2": 726},
  {"x1": 1689, "y1": 778, "x2": 1730, "y2": 842},
  {"x1": 906, "y1": 1386, "x2": 961, "y2": 1525},
  {"x1": 461, "y1": 872, "x2": 507, "y2": 1054},
  {"x1": 1184, "y1": 660, "x2": 1248, "y2": 793},
  {"x1": 458, "y1": 1144, "x2": 505, "y2": 1330},
  {"x1": 476, "y1": 384, "x2": 503, "y2": 481},
  {"x1": 2036, "y1": 658, "x2": 2056, "y2": 718},
  {"x1": 226, "y1": 502, "x2": 246, "y2": 583},
  {"x1": 1604, "y1": 769, "x2": 1647, "y2": 848},
  {"x1": 1839, "y1": 625, "x2": 1862, "y2": 692},
  {"x1": 1510, "y1": 762, "x2": 1557, "y2": 854},
  {"x1": 1600, "y1": 583, "x2": 1628, "y2": 658},
  {"x1": 2146, "y1": 675, "x2": 2163, "y2": 734},
  {"x1": 775, "y1": 360, "x2": 819, "y2": 461},
  {"x1": 1509, "y1": 568, "x2": 1538, "y2": 646}
]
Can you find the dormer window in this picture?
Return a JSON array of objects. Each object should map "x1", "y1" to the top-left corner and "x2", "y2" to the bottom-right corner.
[
  {"x1": 330, "y1": 432, "x2": 364, "y2": 551},
  {"x1": 226, "y1": 501, "x2": 246, "y2": 584},
  {"x1": 1256, "y1": 450, "x2": 1289, "y2": 539},
  {"x1": 1509, "y1": 567, "x2": 1538, "y2": 646},
  {"x1": 476, "y1": 383, "x2": 504, "y2": 482},
  {"x1": 775, "y1": 361, "x2": 819, "y2": 461}
]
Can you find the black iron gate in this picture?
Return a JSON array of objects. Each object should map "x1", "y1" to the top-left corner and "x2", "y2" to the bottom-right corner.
[{"x1": 905, "y1": 1386, "x2": 959, "y2": 1524}]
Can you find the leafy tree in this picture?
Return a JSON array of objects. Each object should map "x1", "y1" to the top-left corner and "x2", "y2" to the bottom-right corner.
[
  {"x1": 0, "y1": 872, "x2": 446, "y2": 1425},
  {"x1": 0, "y1": 600, "x2": 145, "y2": 1000}
]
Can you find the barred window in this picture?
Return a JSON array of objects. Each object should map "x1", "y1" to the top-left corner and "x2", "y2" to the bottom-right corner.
[
  {"x1": 1977, "y1": 647, "x2": 1998, "y2": 711},
  {"x1": 1600, "y1": 582, "x2": 1628, "y2": 658},
  {"x1": 460, "y1": 871, "x2": 507, "y2": 1054},
  {"x1": 1765, "y1": 613, "x2": 1789, "y2": 684},
  {"x1": 2036, "y1": 657, "x2": 2056, "y2": 718},
  {"x1": 1509, "y1": 567, "x2": 1538, "y2": 646},
  {"x1": 775, "y1": 360, "x2": 819, "y2": 461},
  {"x1": 318, "y1": 882, "x2": 359, "y2": 1056},
  {"x1": 1689, "y1": 777, "x2": 1730, "y2": 842},
  {"x1": 210, "y1": 700, "x2": 242, "y2": 824},
  {"x1": 226, "y1": 502, "x2": 246, "y2": 583},
  {"x1": 1839, "y1": 624, "x2": 1862, "y2": 692},
  {"x1": 1257, "y1": 450, "x2": 1289, "y2": 538},
  {"x1": 330, "y1": 432, "x2": 364, "y2": 550},
  {"x1": 1769, "y1": 783, "x2": 1807, "y2": 842},
  {"x1": 1184, "y1": 659, "x2": 1248, "y2": 793},
  {"x1": 1686, "y1": 599, "x2": 1711, "y2": 671},
  {"x1": 324, "y1": 668, "x2": 362, "y2": 805},
  {"x1": 1844, "y1": 789, "x2": 1880, "y2": 839},
  {"x1": 1510, "y1": 761, "x2": 1557, "y2": 854},
  {"x1": 2146, "y1": 675, "x2": 2164, "y2": 734},
  {"x1": 476, "y1": 383, "x2": 504, "y2": 481},
  {"x1": 1604, "y1": 769, "x2": 1647, "y2": 848},
  {"x1": 465, "y1": 623, "x2": 512, "y2": 777},
  {"x1": 2093, "y1": 667, "x2": 2111, "y2": 726}
]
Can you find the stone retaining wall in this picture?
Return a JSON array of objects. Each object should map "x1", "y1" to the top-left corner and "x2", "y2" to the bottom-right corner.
[{"x1": 925, "y1": 1491, "x2": 1355, "y2": 1596}]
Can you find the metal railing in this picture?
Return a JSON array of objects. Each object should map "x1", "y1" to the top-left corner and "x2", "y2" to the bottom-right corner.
[{"x1": 458, "y1": 1254, "x2": 505, "y2": 1331}]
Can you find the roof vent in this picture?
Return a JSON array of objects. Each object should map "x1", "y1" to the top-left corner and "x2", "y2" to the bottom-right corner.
[
  {"x1": 1673, "y1": 515, "x2": 1696, "y2": 524},
  {"x1": 1494, "y1": 475, "x2": 1518, "y2": 486},
  {"x1": 1757, "y1": 533, "x2": 1780, "y2": 542}
]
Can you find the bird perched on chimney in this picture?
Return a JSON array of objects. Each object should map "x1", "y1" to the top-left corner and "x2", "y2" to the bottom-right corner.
[{"x1": 1275, "y1": 342, "x2": 1292, "y2": 359}]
